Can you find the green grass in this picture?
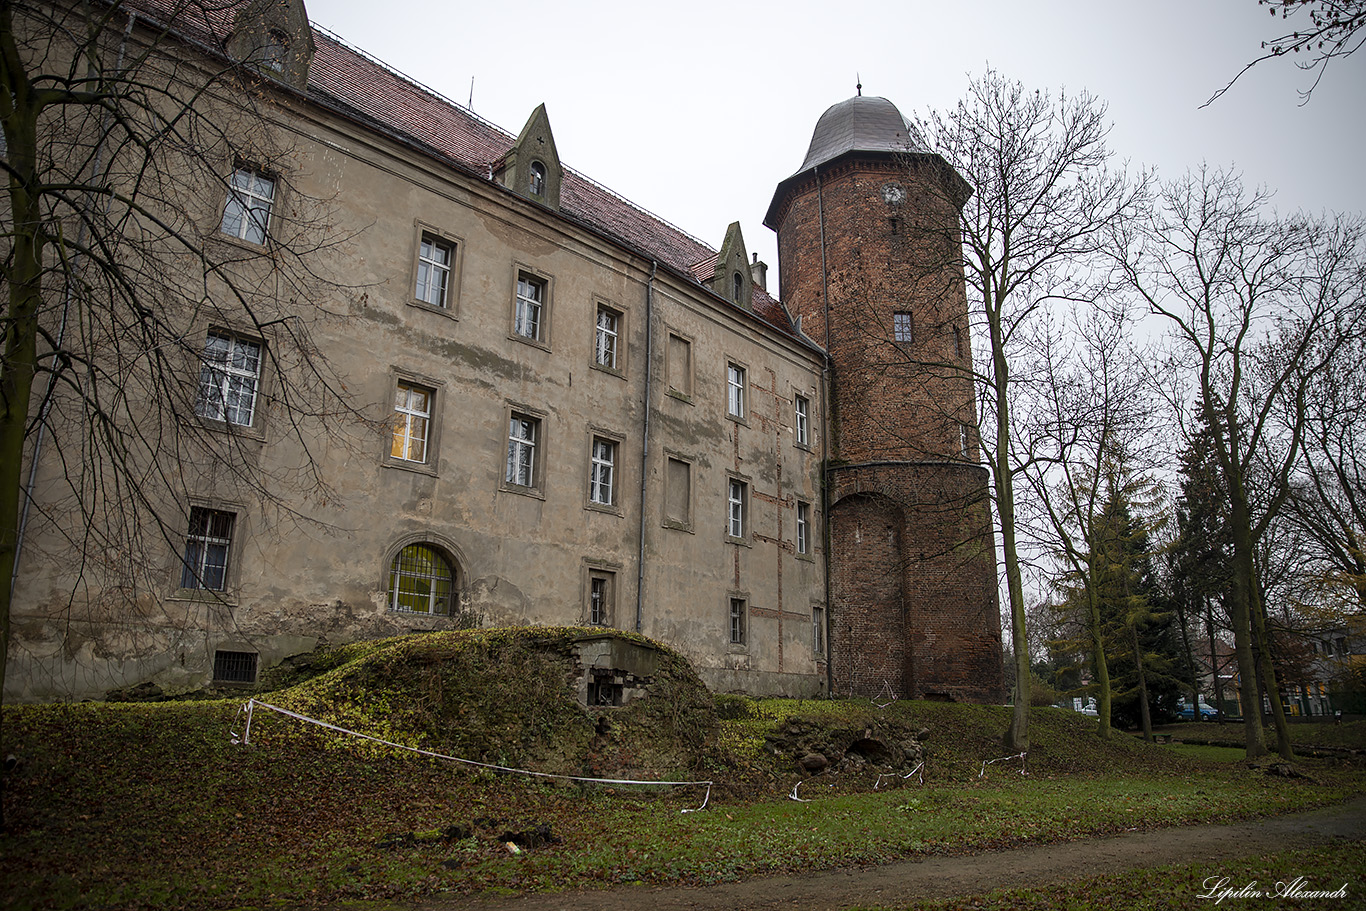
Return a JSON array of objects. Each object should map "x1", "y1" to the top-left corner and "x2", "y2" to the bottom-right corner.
[
  {"x1": 859, "y1": 841, "x2": 1366, "y2": 910},
  {"x1": 4, "y1": 696, "x2": 1363, "y2": 910}
]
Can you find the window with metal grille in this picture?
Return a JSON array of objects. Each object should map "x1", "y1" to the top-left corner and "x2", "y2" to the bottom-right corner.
[
  {"x1": 195, "y1": 332, "x2": 261, "y2": 427},
  {"x1": 729, "y1": 598, "x2": 746, "y2": 645},
  {"x1": 181, "y1": 507, "x2": 235, "y2": 590},
  {"x1": 388, "y1": 543, "x2": 454, "y2": 614},
  {"x1": 589, "y1": 572, "x2": 613, "y2": 626},
  {"x1": 213, "y1": 650, "x2": 258, "y2": 683}
]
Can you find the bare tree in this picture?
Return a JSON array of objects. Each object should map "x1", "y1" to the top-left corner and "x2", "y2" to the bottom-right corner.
[
  {"x1": 1115, "y1": 166, "x2": 1366, "y2": 760},
  {"x1": 912, "y1": 70, "x2": 1148, "y2": 751},
  {"x1": 1020, "y1": 304, "x2": 1164, "y2": 738},
  {"x1": 1, "y1": 0, "x2": 363, "y2": 825},
  {"x1": 1209, "y1": 0, "x2": 1366, "y2": 104}
]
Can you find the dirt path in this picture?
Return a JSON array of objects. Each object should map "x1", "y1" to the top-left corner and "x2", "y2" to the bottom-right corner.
[{"x1": 404, "y1": 797, "x2": 1366, "y2": 911}]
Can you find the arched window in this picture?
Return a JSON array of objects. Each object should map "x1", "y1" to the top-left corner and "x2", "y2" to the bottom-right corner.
[
  {"x1": 529, "y1": 161, "x2": 546, "y2": 196},
  {"x1": 388, "y1": 543, "x2": 455, "y2": 614},
  {"x1": 732, "y1": 271, "x2": 745, "y2": 304},
  {"x1": 261, "y1": 30, "x2": 289, "y2": 72}
]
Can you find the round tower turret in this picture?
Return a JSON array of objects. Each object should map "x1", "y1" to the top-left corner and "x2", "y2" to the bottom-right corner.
[{"x1": 767, "y1": 94, "x2": 1004, "y2": 703}]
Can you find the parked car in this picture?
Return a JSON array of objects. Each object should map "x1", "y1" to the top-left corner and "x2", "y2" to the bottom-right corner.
[{"x1": 1176, "y1": 699, "x2": 1217, "y2": 721}]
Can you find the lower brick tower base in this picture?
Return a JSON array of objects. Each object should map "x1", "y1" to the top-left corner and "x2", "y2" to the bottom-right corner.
[{"x1": 827, "y1": 462, "x2": 1004, "y2": 703}]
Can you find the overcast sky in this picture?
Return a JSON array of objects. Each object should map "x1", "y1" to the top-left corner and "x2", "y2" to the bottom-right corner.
[{"x1": 304, "y1": 0, "x2": 1365, "y2": 292}]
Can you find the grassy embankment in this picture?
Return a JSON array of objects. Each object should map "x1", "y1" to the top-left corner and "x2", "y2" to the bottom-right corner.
[{"x1": 2, "y1": 630, "x2": 1362, "y2": 910}]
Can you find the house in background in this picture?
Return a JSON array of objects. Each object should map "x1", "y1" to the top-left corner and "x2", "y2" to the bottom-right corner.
[{"x1": 6, "y1": 0, "x2": 1004, "y2": 704}]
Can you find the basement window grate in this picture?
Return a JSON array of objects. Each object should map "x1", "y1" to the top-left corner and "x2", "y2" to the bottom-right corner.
[{"x1": 213, "y1": 650, "x2": 258, "y2": 684}]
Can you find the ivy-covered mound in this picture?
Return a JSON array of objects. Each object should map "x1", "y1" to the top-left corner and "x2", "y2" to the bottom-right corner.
[{"x1": 264, "y1": 627, "x2": 720, "y2": 780}]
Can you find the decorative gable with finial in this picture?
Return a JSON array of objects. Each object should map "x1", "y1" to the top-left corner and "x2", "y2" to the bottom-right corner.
[
  {"x1": 496, "y1": 103, "x2": 563, "y2": 210},
  {"x1": 226, "y1": 0, "x2": 316, "y2": 90},
  {"x1": 710, "y1": 222, "x2": 751, "y2": 311}
]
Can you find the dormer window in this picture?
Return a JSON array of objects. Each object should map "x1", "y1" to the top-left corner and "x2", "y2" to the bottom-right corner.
[
  {"x1": 732, "y1": 272, "x2": 745, "y2": 304},
  {"x1": 529, "y1": 161, "x2": 546, "y2": 196}
]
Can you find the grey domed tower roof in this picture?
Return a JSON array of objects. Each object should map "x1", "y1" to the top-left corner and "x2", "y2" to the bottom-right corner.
[
  {"x1": 765, "y1": 94, "x2": 937, "y2": 230},
  {"x1": 794, "y1": 94, "x2": 927, "y2": 174}
]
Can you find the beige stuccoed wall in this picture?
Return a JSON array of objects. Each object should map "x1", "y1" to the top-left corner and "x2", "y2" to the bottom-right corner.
[{"x1": 6, "y1": 66, "x2": 828, "y2": 700}]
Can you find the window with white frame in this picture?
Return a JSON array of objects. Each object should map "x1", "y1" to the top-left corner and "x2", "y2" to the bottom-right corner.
[
  {"x1": 181, "y1": 507, "x2": 236, "y2": 591},
  {"x1": 589, "y1": 570, "x2": 614, "y2": 626},
  {"x1": 893, "y1": 310, "x2": 914, "y2": 343},
  {"x1": 727, "y1": 478, "x2": 747, "y2": 538},
  {"x1": 794, "y1": 394, "x2": 810, "y2": 446},
  {"x1": 390, "y1": 382, "x2": 432, "y2": 463},
  {"x1": 959, "y1": 423, "x2": 971, "y2": 457},
  {"x1": 590, "y1": 436, "x2": 616, "y2": 506},
  {"x1": 594, "y1": 304, "x2": 620, "y2": 370},
  {"x1": 415, "y1": 234, "x2": 453, "y2": 307},
  {"x1": 195, "y1": 331, "x2": 261, "y2": 427},
  {"x1": 515, "y1": 273, "x2": 546, "y2": 341},
  {"x1": 506, "y1": 412, "x2": 540, "y2": 488},
  {"x1": 727, "y1": 363, "x2": 745, "y2": 418},
  {"x1": 220, "y1": 166, "x2": 275, "y2": 245},
  {"x1": 388, "y1": 543, "x2": 454, "y2": 615},
  {"x1": 796, "y1": 501, "x2": 811, "y2": 555},
  {"x1": 729, "y1": 597, "x2": 747, "y2": 645}
]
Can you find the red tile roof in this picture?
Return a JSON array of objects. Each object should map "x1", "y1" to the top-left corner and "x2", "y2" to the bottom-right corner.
[{"x1": 123, "y1": 0, "x2": 807, "y2": 344}]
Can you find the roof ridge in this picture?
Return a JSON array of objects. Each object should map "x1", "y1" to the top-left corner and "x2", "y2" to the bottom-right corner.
[{"x1": 311, "y1": 24, "x2": 717, "y2": 260}]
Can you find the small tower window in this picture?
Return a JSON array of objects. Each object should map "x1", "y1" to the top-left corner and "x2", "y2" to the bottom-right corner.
[
  {"x1": 261, "y1": 30, "x2": 289, "y2": 72},
  {"x1": 529, "y1": 161, "x2": 546, "y2": 196},
  {"x1": 893, "y1": 311, "x2": 914, "y2": 343},
  {"x1": 732, "y1": 271, "x2": 745, "y2": 304}
]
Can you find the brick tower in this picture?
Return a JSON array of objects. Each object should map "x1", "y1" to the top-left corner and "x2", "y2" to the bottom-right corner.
[{"x1": 764, "y1": 94, "x2": 1004, "y2": 702}]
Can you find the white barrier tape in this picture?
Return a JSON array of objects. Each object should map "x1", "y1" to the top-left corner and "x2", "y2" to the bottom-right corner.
[
  {"x1": 979, "y1": 751, "x2": 1027, "y2": 778},
  {"x1": 233, "y1": 698, "x2": 712, "y2": 812},
  {"x1": 874, "y1": 760, "x2": 925, "y2": 789}
]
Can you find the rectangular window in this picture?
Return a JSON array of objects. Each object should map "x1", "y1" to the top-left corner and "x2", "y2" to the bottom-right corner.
[
  {"x1": 794, "y1": 394, "x2": 810, "y2": 446},
  {"x1": 506, "y1": 412, "x2": 540, "y2": 488},
  {"x1": 515, "y1": 273, "x2": 546, "y2": 341},
  {"x1": 212, "y1": 650, "x2": 258, "y2": 684},
  {"x1": 954, "y1": 325, "x2": 965, "y2": 358},
  {"x1": 220, "y1": 167, "x2": 275, "y2": 245},
  {"x1": 391, "y1": 382, "x2": 432, "y2": 463},
  {"x1": 195, "y1": 332, "x2": 261, "y2": 427},
  {"x1": 729, "y1": 598, "x2": 747, "y2": 645},
  {"x1": 728, "y1": 478, "x2": 747, "y2": 538},
  {"x1": 590, "y1": 436, "x2": 616, "y2": 506},
  {"x1": 594, "y1": 305, "x2": 620, "y2": 370},
  {"x1": 667, "y1": 332, "x2": 693, "y2": 397},
  {"x1": 415, "y1": 234, "x2": 453, "y2": 307},
  {"x1": 893, "y1": 310, "x2": 914, "y2": 343},
  {"x1": 727, "y1": 363, "x2": 746, "y2": 418},
  {"x1": 812, "y1": 606, "x2": 825, "y2": 655},
  {"x1": 589, "y1": 571, "x2": 614, "y2": 626},
  {"x1": 181, "y1": 507, "x2": 235, "y2": 591},
  {"x1": 959, "y1": 422, "x2": 972, "y2": 457},
  {"x1": 796, "y1": 501, "x2": 811, "y2": 555},
  {"x1": 665, "y1": 456, "x2": 691, "y2": 528}
]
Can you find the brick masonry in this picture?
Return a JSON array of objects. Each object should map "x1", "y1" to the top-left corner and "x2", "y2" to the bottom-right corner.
[{"x1": 771, "y1": 145, "x2": 1005, "y2": 703}]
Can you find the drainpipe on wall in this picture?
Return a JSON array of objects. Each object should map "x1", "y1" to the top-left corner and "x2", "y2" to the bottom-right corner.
[
  {"x1": 634, "y1": 261, "x2": 657, "y2": 633},
  {"x1": 816, "y1": 165, "x2": 835, "y2": 694}
]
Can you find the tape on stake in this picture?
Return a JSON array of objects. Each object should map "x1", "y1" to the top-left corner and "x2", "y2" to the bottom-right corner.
[
  {"x1": 232, "y1": 698, "x2": 712, "y2": 812},
  {"x1": 979, "y1": 751, "x2": 1027, "y2": 778}
]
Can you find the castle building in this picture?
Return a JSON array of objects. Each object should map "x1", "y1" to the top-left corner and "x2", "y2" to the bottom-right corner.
[{"x1": 5, "y1": 0, "x2": 1003, "y2": 703}]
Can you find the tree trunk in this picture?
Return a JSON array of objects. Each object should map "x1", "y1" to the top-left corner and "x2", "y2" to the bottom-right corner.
[
  {"x1": 1086, "y1": 571, "x2": 1112, "y2": 739},
  {"x1": 1132, "y1": 620, "x2": 1154, "y2": 741}
]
